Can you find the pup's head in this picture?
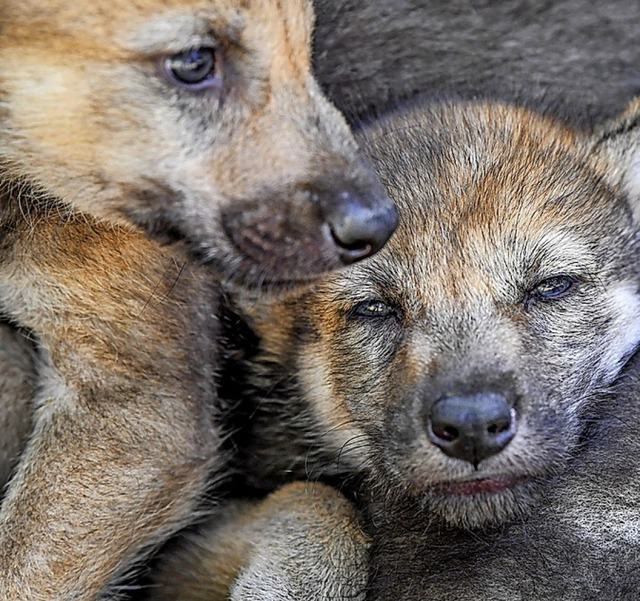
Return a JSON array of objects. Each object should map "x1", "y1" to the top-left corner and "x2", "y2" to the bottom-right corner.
[
  {"x1": 0, "y1": 0, "x2": 396, "y2": 284},
  {"x1": 242, "y1": 99, "x2": 640, "y2": 529}
]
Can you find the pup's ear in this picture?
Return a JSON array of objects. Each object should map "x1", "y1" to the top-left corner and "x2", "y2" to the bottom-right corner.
[{"x1": 590, "y1": 98, "x2": 640, "y2": 220}]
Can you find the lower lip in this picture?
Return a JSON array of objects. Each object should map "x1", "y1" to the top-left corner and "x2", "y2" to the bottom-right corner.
[{"x1": 433, "y1": 477, "x2": 522, "y2": 496}]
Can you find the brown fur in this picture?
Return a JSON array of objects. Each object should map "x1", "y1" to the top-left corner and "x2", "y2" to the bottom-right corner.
[
  {"x1": 0, "y1": 202, "x2": 221, "y2": 598},
  {"x1": 147, "y1": 97, "x2": 640, "y2": 597},
  {"x1": 0, "y1": 0, "x2": 396, "y2": 598}
]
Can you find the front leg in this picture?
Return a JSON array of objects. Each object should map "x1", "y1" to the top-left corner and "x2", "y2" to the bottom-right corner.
[
  {"x1": 0, "y1": 379, "x2": 218, "y2": 599},
  {"x1": 0, "y1": 210, "x2": 221, "y2": 599}
]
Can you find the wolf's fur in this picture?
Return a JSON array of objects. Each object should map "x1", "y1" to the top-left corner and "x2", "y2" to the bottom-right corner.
[
  {"x1": 0, "y1": 1, "x2": 396, "y2": 598},
  {"x1": 366, "y1": 356, "x2": 640, "y2": 600},
  {"x1": 0, "y1": 322, "x2": 35, "y2": 489},
  {"x1": 313, "y1": 0, "x2": 640, "y2": 126},
  {"x1": 149, "y1": 98, "x2": 640, "y2": 598},
  {"x1": 5, "y1": 1, "x2": 640, "y2": 597},
  {"x1": 0, "y1": 0, "x2": 395, "y2": 281}
]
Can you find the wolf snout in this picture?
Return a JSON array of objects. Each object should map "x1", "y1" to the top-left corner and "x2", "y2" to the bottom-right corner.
[
  {"x1": 314, "y1": 184, "x2": 398, "y2": 264},
  {"x1": 427, "y1": 392, "x2": 516, "y2": 466}
]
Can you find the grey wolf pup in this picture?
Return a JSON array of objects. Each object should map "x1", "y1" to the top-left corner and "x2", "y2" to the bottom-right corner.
[{"x1": 150, "y1": 96, "x2": 640, "y2": 599}]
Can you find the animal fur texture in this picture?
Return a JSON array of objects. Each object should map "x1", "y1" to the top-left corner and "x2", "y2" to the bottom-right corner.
[
  {"x1": 0, "y1": 322, "x2": 35, "y2": 489},
  {"x1": 0, "y1": 1, "x2": 396, "y2": 598},
  {"x1": 149, "y1": 96, "x2": 640, "y2": 599},
  {"x1": 149, "y1": 481, "x2": 369, "y2": 601},
  {"x1": 6, "y1": 1, "x2": 640, "y2": 598},
  {"x1": 313, "y1": 0, "x2": 640, "y2": 126}
]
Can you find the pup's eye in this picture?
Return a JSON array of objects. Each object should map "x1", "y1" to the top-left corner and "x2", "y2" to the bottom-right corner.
[
  {"x1": 163, "y1": 47, "x2": 220, "y2": 89},
  {"x1": 349, "y1": 299, "x2": 396, "y2": 319},
  {"x1": 525, "y1": 275, "x2": 577, "y2": 307}
]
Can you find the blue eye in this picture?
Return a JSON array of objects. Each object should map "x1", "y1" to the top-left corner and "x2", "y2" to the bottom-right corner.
[
  {"x1": 163, "y1": 47, "x2": 220, "y2": 89},
  {"x1": 349, "y1": 299, "x2": 395, "y2": 319},
  {"x1": 526, "y1": 275, "x2": 577, "y2": 307}
]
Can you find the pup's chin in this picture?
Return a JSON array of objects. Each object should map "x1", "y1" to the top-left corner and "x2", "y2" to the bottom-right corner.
[
  {"x1": 218, "y1": 196, "x2": 388, "y2": 287},
  {"x1": 424, "y1": 476, "x2": 542, "y2": 530},
  {"x1": 215, "y1": 221, "x2": 348, "y2": 289},
  {"x1": 124, "y1": 209, "x2": 350, "y2": 289}
]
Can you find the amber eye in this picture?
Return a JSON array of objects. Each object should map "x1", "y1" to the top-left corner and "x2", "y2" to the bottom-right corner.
[
  {"x1": 162, "y1": 47, "x2": 220, "y2": 89},
  {"x1": 349, "y1": 299, "x2": 396, "y2": 319},
  {"x1": 525, "y1": 275, "x2": 577, "y2": 307}
]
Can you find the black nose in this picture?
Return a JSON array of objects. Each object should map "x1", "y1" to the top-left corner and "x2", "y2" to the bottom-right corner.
[
  {"x1": 427, "y1": 392, "x2": 516, "y2": 466},
  {"x1": 315, "y1": 186, "x2": 398, "y2": 264}
]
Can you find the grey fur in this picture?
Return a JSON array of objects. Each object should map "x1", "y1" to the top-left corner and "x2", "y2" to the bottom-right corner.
[
  {"x1": 6, "y1": 1, "x2": 640, "y2": 596},
  {"x1": 367, "y1": 359, "x2": 640, "y2": 600},
  {"x1": 313, "y1": 0, "x2": 640, "y2": 125},
  {"x1": 0, "y1": 321, "x2": 34, "y2": 489}
]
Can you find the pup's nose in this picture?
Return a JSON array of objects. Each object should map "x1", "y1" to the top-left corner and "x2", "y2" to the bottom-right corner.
[
  {"x1": 427, "y1": 392, "x2": 516, "y2": 466},
  {"x1": 314, "y1": 185, "x2": 398, "y2": 264}
]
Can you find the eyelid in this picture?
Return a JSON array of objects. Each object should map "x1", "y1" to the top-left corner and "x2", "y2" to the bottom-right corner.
[
  {"x1": 347, "y1": 299, "x2": 398, "y2": 320},
  {"x1": 533, "y1": 273, "x2": 580, "y2": 291},
  {"x1": 523, "y1": 274, "x2": 579, "y2": 308},
  {"x1": 167, "y1": 36, "x2": 219, "y2": 54},
  {"x1": 160, "y1": 46, "x2": 223, "y2": 90}
]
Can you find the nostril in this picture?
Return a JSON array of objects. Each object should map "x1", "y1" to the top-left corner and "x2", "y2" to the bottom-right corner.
[
  {"x1": 431, "y1": 423, "x2": 459, "y2": 443},
  {"x1": 487, "y1": 418, "x2": 511, "y2": 435},
  {"x1": 315, "y1": 186, "x2": 398, "y2": 263},
  {"x1": 427, "y1": 393, "x2": 516, "y2": 465},
  {"x1": 327, "y1": 226, "x2": 373, "y2": 262}
]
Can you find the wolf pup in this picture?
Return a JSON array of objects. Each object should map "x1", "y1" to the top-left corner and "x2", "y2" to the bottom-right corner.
[
  {"x1": 0, "y1": 0, "x2": 396, "y2": 598},
  {"x1": 150, "y1": 97, "x2": 640, "y2": 599}
]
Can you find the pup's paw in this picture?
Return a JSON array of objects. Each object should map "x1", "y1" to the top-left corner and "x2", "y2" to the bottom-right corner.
[{"x1": 151, "y1": 482, "x2": 369, "y2": 601}]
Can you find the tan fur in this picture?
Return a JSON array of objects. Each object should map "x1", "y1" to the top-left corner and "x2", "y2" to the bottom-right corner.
[
  {"x1": 0, "y1": 0, "x2": 395, "y2": 283},
  {"x1": 0, "y1": 0, "x2": 395, "y2": 598},
  {"x1": 0, "y1": 207, "x2": 221, "y2": 599},
  {"x1": 150, "y1": 482, "x2": 369, "y2": 601}
]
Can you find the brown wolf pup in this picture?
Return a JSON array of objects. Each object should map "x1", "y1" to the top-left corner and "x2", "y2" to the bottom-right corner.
[
  {"x1": 150, "y1": 97, "x2": 640, "y2": 599},
  {"x1": 0, "y1": 0, "x2": 396, "y2": 598}
]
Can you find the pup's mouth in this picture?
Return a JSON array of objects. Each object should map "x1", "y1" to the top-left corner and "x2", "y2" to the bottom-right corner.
[
  {"x1": 420, "y1": 473, "x2": 539, "y2": 529},
  {"x1": 431, "y1": 475, "x2": 527, "y2": 497}
]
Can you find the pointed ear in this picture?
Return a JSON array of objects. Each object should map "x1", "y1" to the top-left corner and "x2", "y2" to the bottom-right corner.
[{"x1": 590, "y1": 98, "x2": 640, "y2": 220}]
